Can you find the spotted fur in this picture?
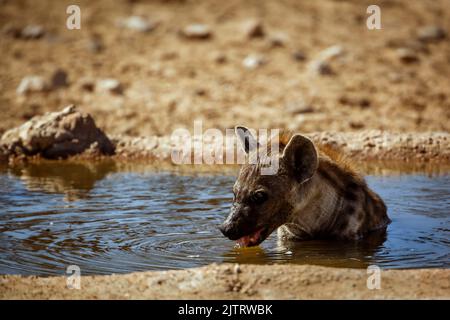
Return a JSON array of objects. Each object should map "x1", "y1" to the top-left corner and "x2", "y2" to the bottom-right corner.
[{"x1": 219, "y1": 127, "x2": 390, "y2": 245}]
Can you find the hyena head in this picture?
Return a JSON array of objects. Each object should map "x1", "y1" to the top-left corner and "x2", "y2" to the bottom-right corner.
[{"x1": 219, "y1": 126, "x2": 319, "y2": 247}]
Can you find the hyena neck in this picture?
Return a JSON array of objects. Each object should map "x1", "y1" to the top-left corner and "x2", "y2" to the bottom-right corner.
[{"x1": 283, "y1": 156, "x2": 390, "y2": 240}]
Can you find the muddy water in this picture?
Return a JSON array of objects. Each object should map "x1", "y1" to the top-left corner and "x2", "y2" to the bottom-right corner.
[{"x1": 0, "y1": 161, "x2": 448, "y2": 276}]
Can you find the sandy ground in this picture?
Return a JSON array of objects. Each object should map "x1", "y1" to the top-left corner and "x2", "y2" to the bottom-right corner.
[
  {"x1": 1, "y1": 264, "x2": 449, "y2": 299},
  {"x1": 1, "y1": 0, "x2": 449, "y2": 137}
]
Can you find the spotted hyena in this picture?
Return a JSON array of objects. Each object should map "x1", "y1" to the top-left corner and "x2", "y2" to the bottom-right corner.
[{"x1": 219, "y1": 126, "x2": 391, "y2": 247}]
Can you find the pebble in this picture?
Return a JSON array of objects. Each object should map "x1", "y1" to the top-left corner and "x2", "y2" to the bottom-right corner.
[
  {"x1": 180, "y1": 24, "x2": 211, "y2": 39},
  {"x1": 242, "y1": 19, "x2": 265, "y2": 38},
  {"x1": 397, "y1": 48, "x2": 419, "y2": 63},
  {"x1": 51, "y1": 69, "x2": 68, "y2": 89},
  {"x1": 308, "y1": 60, "x2": 333, "y2": 75},
  {"x1": 292, "y1": 50, "x2": 307, "y2": 61},
  {"x1": 317, "y1": 45, "x2": 345, "y2": 61},
  {"x1": 242, "y1": 54, "x2": 266, "y2": 69},
  {"x1": 211, "y1": 51, "x2": 227, "y2": 64},
  {"x1": 268, "y1": 32, "x2": 289, "y2": 47},
  {"x1": 285, "y1": 100, "x2": 315, "y2": 114},
  {"x1": 120, "y1": 16, "x2": 156, "y2": 32},
  {"x1": 87, "y1": 35, "x2": 104, "y2": 53},
  {"x1": 16, "y1": 76, "x2": 49, "y2": 95},
  {"x1": 20, "y1": 25, "x2": 45, "y2": 39},
  {"x1": 79, "y1": 78, "x2": 95, "y2": 92},
  {"x1": 97, "y1": 79, "x2": 123, "y2": 95},
  {"x1": 417, "y1": 25, "x2": 447, "y2": 43}
]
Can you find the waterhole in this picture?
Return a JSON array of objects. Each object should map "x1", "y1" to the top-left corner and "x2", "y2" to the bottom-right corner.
[{"x1": 0, "y1": 161, "x2": 448, "y2": 275}]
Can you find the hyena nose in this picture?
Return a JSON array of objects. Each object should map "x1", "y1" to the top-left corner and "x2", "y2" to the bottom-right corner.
[
  {"x1": 218, "y1": 223, "x2": 228, "y2": 237},
  {"x1": 218, "y1": 223, "x2": 239, "y2": 240}
]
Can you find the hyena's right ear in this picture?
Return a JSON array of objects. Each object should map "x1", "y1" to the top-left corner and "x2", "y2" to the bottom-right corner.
[
  {"x1": 235, "y1": 126, "x2": 259, "y2": 154},
  {"x1": 281, "y1": 134, "x2": 318, "y2": 182}
]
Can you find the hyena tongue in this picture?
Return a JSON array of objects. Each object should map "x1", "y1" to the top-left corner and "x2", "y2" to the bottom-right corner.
[{"x1": 236, "y1": 228, "x2": 263, "y2": 248}]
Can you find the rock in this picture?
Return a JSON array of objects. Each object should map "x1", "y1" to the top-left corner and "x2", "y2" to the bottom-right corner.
[
  {"x1": 268, "y1": 32, "x2": 289, "y2": 47},
  {"x1": 242, "y1": 19, "x2": 265, "y2": 39},
  {"x1": 20, "y1": 24, "x2": 45, "y2": 39},
  {"x1": 180, "y1": 24, "x2": 211, "y2": 39},
  {"x1": 79, "y1": 78, "x2": 95, "y2": 92},
  {"x1": 308, "y1": 60, "x2": 334, "y2": 75},
  {"x1": 386, "y1": 38, "x2": 429, "y2": 54},
  {"x1": 97, "y1": 79, "x2": 123, "y2": 95},
  {"x1": 242, "y1": 54, "x2": 266, "y2": 69},
  {"x1": 119, "y1": 16, "x2": 156, "y2": 32},
  {"x1": 211, "y1": 52, "x2": 227, "y2": 64},
  {"x1": 417, "y1": 26, "x2": 447, "y2": 43},
  {"x1": 308, "y1": 45, "x2": 344, "y2": 76},
  {"x1": 292, "y1": 50, "x2": 307, "y2": 61},
  {"x1": 0, "y1": 105, "x2": 115, "y2": 159},
  {"x1": 51, "y1": 69, "x2": 68, "y2": 89},
  {"x1": 397, "y1": 48, "x2": 419, "y2": 63},
  {"x1": 87, "y1": 35, "x2": 104, "y2": 53},
  {"x1": 16, "y1": 76, "x2": 49, "y2": 95},
  {"x1": 285, "y1": 100, "x2": 315, "y2": 114},
  {"x1": 317, "y1": 45, "x2": 345, "y2": 61}
]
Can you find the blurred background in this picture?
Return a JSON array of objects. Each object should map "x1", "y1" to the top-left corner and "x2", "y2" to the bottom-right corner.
[{"x1": 0, "y1": 0, "x2": 449, "y2": 137}]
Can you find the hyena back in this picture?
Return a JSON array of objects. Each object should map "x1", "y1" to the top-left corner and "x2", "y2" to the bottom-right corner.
[{"x1": 219, "y1": 127, "x2": 391, "y2": 247}]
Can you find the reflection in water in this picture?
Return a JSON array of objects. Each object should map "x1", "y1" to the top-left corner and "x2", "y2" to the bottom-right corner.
[
  {"x1": 0, "y1": 161, "x2": 448, "y2": 275},
  {"x1": 8, "y1": 161, "x2": 117, "y2": 201}
]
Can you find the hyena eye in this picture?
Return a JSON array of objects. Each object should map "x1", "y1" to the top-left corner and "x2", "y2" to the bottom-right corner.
[{"x1": 250, "y1": 191, "x2": 268, "y2": 205}]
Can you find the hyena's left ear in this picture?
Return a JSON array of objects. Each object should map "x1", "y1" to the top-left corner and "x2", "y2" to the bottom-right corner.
[
  {"x1": 281, "y1": 134, "x2": 318, "y2": 182},
  {"x1": 235, "y1": 126, "x2": 259, "y2": 154}
]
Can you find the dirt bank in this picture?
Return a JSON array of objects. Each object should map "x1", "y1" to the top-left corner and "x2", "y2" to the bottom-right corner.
[
  {"x1": 1, "y1": 264, "x2": 448, "y2": 299},
  {"x1": 2, "y1": 105, "x2": 449, "y2": 165},
  {"x1": 1, "y1": 0, "x2": 449, "y2": 137}
]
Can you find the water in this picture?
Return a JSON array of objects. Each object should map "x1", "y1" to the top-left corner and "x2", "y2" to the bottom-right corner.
[{"x1": 0, "y1": 161, "x2": 449, "y2": 276}]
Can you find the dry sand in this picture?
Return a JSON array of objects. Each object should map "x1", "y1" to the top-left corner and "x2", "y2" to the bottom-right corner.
[{"x1": 1, "y1": 264, "x2": 449, "y2": 299}]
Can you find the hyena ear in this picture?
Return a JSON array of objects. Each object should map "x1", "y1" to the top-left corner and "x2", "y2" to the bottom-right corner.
[
  {"x1": 235, "y1": 126, "x2": 259, "y2": 154},
  {"x1": 281, "y1": 134, "x2": 318, "y2": 182}
]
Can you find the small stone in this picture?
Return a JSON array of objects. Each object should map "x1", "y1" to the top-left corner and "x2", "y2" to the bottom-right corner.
[
  {"x1": 79, "y1": 78, "x2": 95, "y2": 92},
  {"x1": 397, "y1": 48, "x2": 419, "y2": 63},
  {"x1": 359, "y1": 98, "x2": 371, "y2": 108},
  {"x1": 180, "y1": 24, "x2": 211, "y2": 39},
  {"x1": 309, "y1": 60, "x2": 333, "y2": 75},
  {"x1": 16, "y1": 76, "x2": 49, "y2": 95},
  {"x1": 292, "y1": 50, "x2": 306, "y2": 61},
  {"x1": 211, "y1": 52, "x2": 227, "y2": 64},
  {"x1": 51, "y1": 69, "x2": 68, "y2": 89},
  {"x1": 285, "y1": 100, "x2": 315, "y2": 114},
  {"x1": 242, "y1": 54, "x2": 266, "y2": 69},
  {"x1": 20, "y1": 25, "x2": 45, "y2": 39},
  {"x1": 87, "y1": 35, "x2": 104, "y2": 53},
  {"x1": 268, "y1": 32, "x2": 289, "y2": 47},
  {"x1": 242, "y1": 19, "x2": 265, "y2": 38},
  {"x1": 350, "y1": 121, "x2": 364, "y2": 129},
  {"x1": 97, "y1": 79, "x2": 123, "y2": 95},
  {"x1": 195, "y1": 88, "x2": 207, "y2": 96},
  {"x1": 2, "y1": 24, "x2": 22, "y2": 38},
  {"x1": 317, "y1": 45, "x2": 345, "y2": 61},
  {"x1": 120, "y1": 16, "x2": 156, "y2": 32},
  {"x1": 417, "y1": 26, "x2": 447, "y2": 43}
]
